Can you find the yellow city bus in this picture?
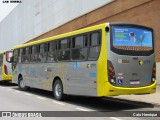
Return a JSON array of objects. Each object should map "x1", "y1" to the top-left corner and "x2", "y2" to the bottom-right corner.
[
  {"x1": 11, "y1": 23, "x2": 156, "y2": 100},
  {"x1": 0, "y1": 51, "x2": 12, "y2": 82}
]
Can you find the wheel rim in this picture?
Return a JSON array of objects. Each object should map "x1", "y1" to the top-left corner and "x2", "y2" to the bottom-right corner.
[
  {"x1": 20, "y1": 79, "x2": 25, "y2": 88},
  {"x1": 55, "y1": 83, "x2": 62, "y2": 97}
]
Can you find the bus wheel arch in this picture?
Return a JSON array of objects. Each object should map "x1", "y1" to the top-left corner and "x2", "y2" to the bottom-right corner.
[
  {"x1": 18, "y1": 74, "x2": 22, "y2": 80},
  {"x1": 18, "y1": 74, "x2": 29, "y2": 91},
  {"x1": 52, "y1": 76, "x2": 65, "y2": 101}
]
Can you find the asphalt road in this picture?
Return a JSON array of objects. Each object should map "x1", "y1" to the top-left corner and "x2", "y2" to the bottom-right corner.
[{"x1": 0, "y1": 82, "x2": 159, "y2": 120}]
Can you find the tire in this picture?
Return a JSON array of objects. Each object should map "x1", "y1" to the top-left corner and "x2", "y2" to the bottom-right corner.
[
  {"x1": 18, "y1": 77, "x2": 29, "y2": 91},
  {"x1": 53, "y1": 80, "x2": 65, "y2": 101}
]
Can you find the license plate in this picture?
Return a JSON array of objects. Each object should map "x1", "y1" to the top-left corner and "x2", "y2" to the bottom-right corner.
[{"x1": 130, "y1": 80, "x2": 140, "y2": 84}]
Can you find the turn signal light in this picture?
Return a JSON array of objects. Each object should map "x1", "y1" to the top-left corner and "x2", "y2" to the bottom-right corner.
[{"x1": 109, "y1": 67, "x2": 114, "y2": 72}]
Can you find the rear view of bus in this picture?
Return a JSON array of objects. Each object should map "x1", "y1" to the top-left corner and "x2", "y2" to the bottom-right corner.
[
  {"x1": 0, "y1": 51, "x2": 12, "y2": 82},
  {"x1": 106, "y1": 23, "x2": 156, "y2": 96}
]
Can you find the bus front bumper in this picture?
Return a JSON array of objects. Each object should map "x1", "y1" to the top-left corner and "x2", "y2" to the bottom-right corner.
[{"x1": 2, "y1": 75, "x2": 12, "y2": 81}]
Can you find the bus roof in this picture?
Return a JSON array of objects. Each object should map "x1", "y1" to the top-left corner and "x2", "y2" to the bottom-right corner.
[{"x1": 12, "y1": 23, "x2": 107, "y2": 50}]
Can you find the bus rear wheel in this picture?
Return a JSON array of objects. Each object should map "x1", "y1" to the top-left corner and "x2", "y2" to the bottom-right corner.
[
  {"x1": 53, "y1": 80, "x2": 65, "y2": 101},
  {"x1": 18, "y1": 77, "x2": 29, "y2": 91}
]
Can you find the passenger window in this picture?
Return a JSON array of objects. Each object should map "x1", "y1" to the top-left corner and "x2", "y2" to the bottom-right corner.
[
  {"x1": 38, "y1": 43, "x2": 47, "y2": 62},
  {"x1": 22, "y1": 47, "x2": 30, "y2": 63},
  {"x1": 88, "y1": 32, "x2": 101, "y2": 60},
  {"x1": 71, "y1": 35, "x2": 88, "y2": 60},
  {"x1": 13, "y1": 50, "x2": 19, "y2": 63},
  {"x1": 30, "y1": 46, "x2": 38, "y2": 62},
  {"x1": 72, "y1": 48, "x2": 87, "y2": 60},
  {"x1": 72, "y1": 36, "x2": 84, "y2": 48},
  {"x1": 58, "y1": 39, "x2": 70, "y2": 61},
  {"x1": 58, "y1": 50, "x2": 70, "y2": 61},
  {"x1": 88, "y1": 46, "x2": 100, "y2": 60},
  {"x1": 47, "y1": 41, "x2": 57, "y2": 62},
  {"x1": 59, "y1": 39, "x2": 68, "y2": 49},
  {"x1": 49, "y1": 41, "x2": 57, "y2": 51},
  {"x1": 22, "y1": 48, "x2": 26, "y2": 55},
  {"x1": 90, "y1": 32, "x2": 100, "y2": 46},
  {"x1": 18, "y1": 49, "x2": 23, "y2": 63},
  {"x1": 21, "y1": 48, "x2": 25, "y2": 63}
]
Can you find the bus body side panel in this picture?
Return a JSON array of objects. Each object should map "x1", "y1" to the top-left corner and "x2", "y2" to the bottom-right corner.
[
  {"x1": 65, "y1": 61, "x2": 97, "y2": 96},
  {"x1": 12, "y1": 64, "x2": 18, "y2": 84},
  {"x1": 28, "y1": 62, "x2": 65, "y2": 91},
  {"x1": 12, "y1": 63, "x2": 47, "y2": 89},
  {"x1": 97, "y1": 26, "x2": 107, "y2": 96},
  {"x1": 12, "y1": 61, "x2": 98, "y2": 97}
]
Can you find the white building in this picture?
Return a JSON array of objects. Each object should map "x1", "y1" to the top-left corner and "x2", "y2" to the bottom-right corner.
[{"x1": 0, "y1": 0, "x2": 112, "y2": 51}]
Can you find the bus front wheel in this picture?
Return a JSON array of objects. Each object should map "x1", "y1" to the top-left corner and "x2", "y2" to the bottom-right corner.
[
  {"x1": 53, "y1": 80, "x2": 65, "y2": 101},
  {"x1": 18, "y1": 77, "x2": 29, "y2": 91}
]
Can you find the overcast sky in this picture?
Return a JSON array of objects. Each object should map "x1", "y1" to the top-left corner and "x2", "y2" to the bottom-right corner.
[{"x1": 0, "y1": 0, "x2": 19, "y2": 22}]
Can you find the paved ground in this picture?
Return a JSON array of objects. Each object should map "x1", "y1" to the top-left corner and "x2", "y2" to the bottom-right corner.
[
  {"x1": 0, "y1": 82, "x2": 159, "y2": 120},
  {"x1": 111, "y1": 84, "x2": 160, "y2": 106}
]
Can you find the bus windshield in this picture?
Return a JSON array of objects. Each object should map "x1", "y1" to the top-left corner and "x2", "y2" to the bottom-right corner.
[
  {"x1": 111, "y1": 25, "x2": 154, "y2": 56},
  {"x1": 5, "y1": 51, "x2": 13, "y2": 63}
]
